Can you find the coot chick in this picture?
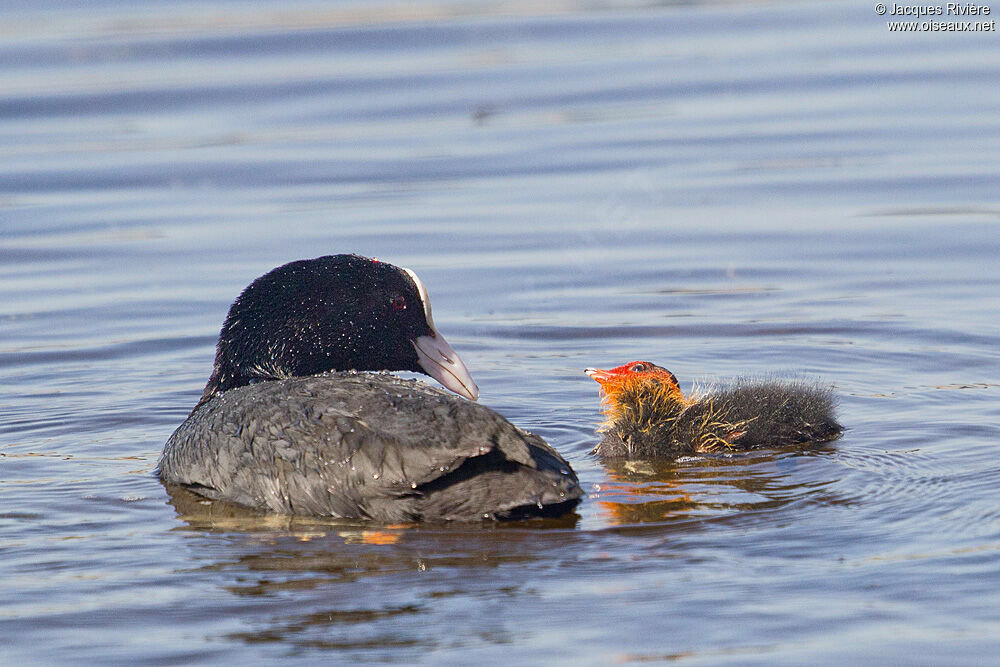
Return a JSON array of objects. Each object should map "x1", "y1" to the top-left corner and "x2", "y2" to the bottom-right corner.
[
  {"x1": 585, "y1": 361, "x2": 841, "y2": 459},
  {"x1": 159, "y1": 255, "x2": 581, "y2": 521}
]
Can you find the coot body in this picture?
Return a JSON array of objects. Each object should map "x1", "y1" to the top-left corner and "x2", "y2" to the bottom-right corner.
[{"x1": 158, "y1": 255, "x2": 582, "y2": 521}]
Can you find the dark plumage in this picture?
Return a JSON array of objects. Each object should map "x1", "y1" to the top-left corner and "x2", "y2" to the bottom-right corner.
[
  {"x1": 586, "y1": 361, "x2": 842, "y2": 459},
  {"x1": 198, "y1": 254, "x2": 467, "y2": 405},
  {"x1": 162, "y1": 373, "x2": 579, "y2": 521},
  {"x1": 158, "y1": 254, "x2": 582, "y2": 521}
]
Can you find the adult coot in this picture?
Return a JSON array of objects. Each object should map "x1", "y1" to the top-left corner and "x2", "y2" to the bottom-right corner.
[
  {"x1": 585, "y1": 361, "x2": 841, "y2": 458},
  {"x1": 159, "y1": 255, "x2": 582, "y2": 521}
]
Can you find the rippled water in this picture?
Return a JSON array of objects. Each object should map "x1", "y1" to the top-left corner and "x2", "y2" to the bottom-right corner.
[{"x1": 3, "y1": 0, "x2": 1000, "y2": 662}]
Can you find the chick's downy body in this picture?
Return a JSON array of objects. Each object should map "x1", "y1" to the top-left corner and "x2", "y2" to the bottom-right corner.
[{"x1": 586, "y1": 361, "x2": 842, "y2": 459}]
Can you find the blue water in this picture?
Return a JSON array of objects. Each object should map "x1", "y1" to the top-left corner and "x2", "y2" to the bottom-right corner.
[{"x1": 3, "y1": 0, "x2": 1000, "y2": 662}]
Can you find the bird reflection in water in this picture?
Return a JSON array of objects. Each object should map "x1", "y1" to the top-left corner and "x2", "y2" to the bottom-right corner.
[{"x1": 590, "y1": 447, "x2": 838, "y2": 526}]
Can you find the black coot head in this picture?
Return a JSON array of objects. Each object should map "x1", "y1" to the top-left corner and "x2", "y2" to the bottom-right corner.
[{"x1": 201, "y1": 254, "x2": 478, "y2": 403}]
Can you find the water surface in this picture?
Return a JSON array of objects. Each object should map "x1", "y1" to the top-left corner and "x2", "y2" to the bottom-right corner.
[{"x1": 3, "y1": 0, "x2": 1000, "y2": 662}]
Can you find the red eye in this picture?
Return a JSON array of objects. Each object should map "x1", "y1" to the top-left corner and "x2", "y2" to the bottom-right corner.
[{"x1": 392, "y1": 295, "x2": 407, "y2": 310}]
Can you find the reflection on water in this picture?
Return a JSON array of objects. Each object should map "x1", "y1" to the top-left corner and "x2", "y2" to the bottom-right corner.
[
  {"x1": 593, "y1": 446, "x2": 842, "y2": 525},
  {"x1": 165, "y1": 484, "x2": 583, "y2": 652}
]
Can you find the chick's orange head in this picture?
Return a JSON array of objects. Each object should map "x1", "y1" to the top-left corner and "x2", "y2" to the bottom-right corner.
[{"x1": 584, "y1": 361, "x2": 683, "y2": 402}]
